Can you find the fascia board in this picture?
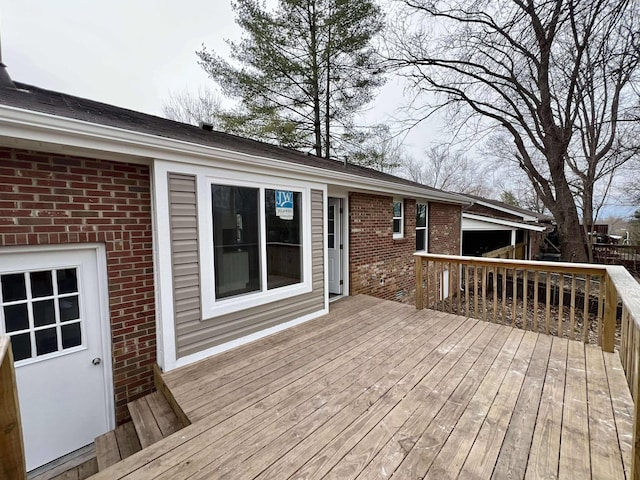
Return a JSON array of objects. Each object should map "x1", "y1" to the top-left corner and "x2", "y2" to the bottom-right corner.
[
  {"x1": 462, "y1": 212, "x2": 547, "y2": 231},
  {"x1": 0, "y1": 104, "x2": 468, "y2": 205}
]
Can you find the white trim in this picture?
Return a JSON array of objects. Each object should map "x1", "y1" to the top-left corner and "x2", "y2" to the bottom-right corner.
[
  {"x1": 416, "y1": 202, "x2": 428, "y2": 252},
  {"x1": 324, "y1": 191, "x2": 329, "y2": 309},
  {"x1": 393, "y1": 199, "x2": 404, "y2": 239},
  {"x1": 0, "y1": 104, "x2": 468, "y2": 204},
  {"x1": 173, "y1": 307, "x2": 328, "y2": 369},
  {"x1": 341, "y1": 195, "x2": 350, "y2": 297},
  {"x1": 198, "y1": 175, "x2": 314, "y2": 319},
  {"x1": 152, "y1": 164, "x2": 177, "y2": 371},
  {"x1": 462, "y1": 213, "x2": 547, "y2": 232},
  {"x1": 95, "y1": 243, "x2": 115, "y2": 431},
  {"x1": 472, "y1": 199, "x2": 539, "y2": 222}
]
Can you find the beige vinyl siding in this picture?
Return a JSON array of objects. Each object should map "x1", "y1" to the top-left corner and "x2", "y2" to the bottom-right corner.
[
  {"x1": 168, "y1": 173, "x2": 325, "y2": 359},
  {"x1": 168, "y1": 174, "x2": 202, "y2": 345}
]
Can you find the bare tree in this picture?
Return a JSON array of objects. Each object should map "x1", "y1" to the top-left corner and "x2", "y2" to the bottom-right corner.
[
  {"x1": 162, "y1": 87, "x2": 223, "y2": 127},
  {"x1": 400, "y1": 144, "x2": 492, "y2": 195},
  {"x1": 389, "y1": 0, "x2": 640, "y2": 262}
]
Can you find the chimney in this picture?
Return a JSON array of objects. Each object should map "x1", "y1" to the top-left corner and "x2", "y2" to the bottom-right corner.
[
  {"x1": 0, "y1": 37, "x2": 16, "y2": 89},
  {"x1": 199, "y1": 121, "x2": 214, "y2": 131}
]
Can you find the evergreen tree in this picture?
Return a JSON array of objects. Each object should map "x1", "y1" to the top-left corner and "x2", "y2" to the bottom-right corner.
[{"x1": 197, "y1": 0, "x2": 385, "y2": 158}]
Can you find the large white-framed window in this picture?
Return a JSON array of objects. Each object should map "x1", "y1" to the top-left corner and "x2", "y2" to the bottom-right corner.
[
  {"x1": 200, "y1": 175, "x2": 313, "y2": 318},
  {"x1": 393, "y1": 199, "x2": 404, "y2": 239},
  {"x1": 416, "y1": 202, "x2": 428, "y2": 251}
]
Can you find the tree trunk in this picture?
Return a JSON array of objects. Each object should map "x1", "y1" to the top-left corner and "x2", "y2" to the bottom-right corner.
[
  {"x1": 546, "y1": 178, "x2": 589, "y2": 263},
  {"x1": 308, "y1": 0, "x2": 322, "y2": 157}
]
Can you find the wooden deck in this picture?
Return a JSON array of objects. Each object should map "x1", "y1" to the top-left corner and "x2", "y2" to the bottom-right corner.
[{"x1": 92, "y1": 295, "x2": 634, "y2": 479}]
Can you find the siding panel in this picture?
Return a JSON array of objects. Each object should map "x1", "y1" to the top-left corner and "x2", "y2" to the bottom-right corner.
[{"x1": 168, "y1": 174, "x2": 324, "y2": 360}]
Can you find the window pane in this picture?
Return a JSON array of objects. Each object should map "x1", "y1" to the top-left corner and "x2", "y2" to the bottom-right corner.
[
  {"x1": 416, "y1": 230, "x2": 426, "y2": 251},
  {"x1": 4, "y1": 304, "x2": 29, "y2": 332},
  {"x1": 61, "y1": 322, "x2": 82, "y2": 349},
  {"x1": 35, "y1": 328, "x2": 58, "y2": 356},
  {"x1": 265, "y1": 189, "x2": 302, "y2": 289},
  {"x1": 328, "y1": 205, "x2": 335, "y2": 249},
  {"x1": 212, "y1": 185, "x2": 261, "y2": 299},
  {"x1": 33, "y1": 299, "x2": 56, "y2": 327},
  {"x1": 416, "y1": 204, "x2": 427, "y2": 228},
  {"x1": 393, "y1": 201, "x2": 402, "y2": 218},
  {"x1": 1, "y1": 273, "x2": 26, "y2": 302},
  {"x1": 57, "y1": 269, "x2": 78, "y2": 294},
  {"x1": 393, "y1": 218, "x2": 401, "y2": 234},
  {"x1": 60, "y1": 296, "x2": 79, "y2": 322},
  {"x1": 31, "y1": 270, "x2": 53, "y2": 298},
  {"x1": 10, "y1": 333, "x2": 31, "y2": 361}
]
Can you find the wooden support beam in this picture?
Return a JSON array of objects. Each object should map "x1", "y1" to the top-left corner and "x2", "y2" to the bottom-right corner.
[
  {"x1": 415, "y1": 255, "x2": 423, "y2": 310},
  {"x1": 603, "y1": 275, "x2": 617, "y2": 353}
]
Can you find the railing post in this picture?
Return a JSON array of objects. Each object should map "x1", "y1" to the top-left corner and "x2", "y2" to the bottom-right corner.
[
  {"x1": 0, "y1": 337, "x2": 26, "y2": 480},
  {"x1": 416, "y1": 255, "x2": 423, "y2": 310},
  {"x1": 603, "y1": 274, "x2": 617, "y2": 353}
]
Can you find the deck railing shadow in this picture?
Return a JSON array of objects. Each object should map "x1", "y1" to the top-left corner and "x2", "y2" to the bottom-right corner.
[{"x1": 415, "y1": 252, "x2": 640, "y2": 478}]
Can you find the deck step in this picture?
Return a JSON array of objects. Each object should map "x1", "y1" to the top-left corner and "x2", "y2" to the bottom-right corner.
[
  {"x1": 128, "y1": 391, "x2": 183, "y2": 449},
  {"x1": 94, "y1": 390, "x2": 184, "y2": 471},
  {"x1": 95, "y1": 421, "x2": 141, "y2": 471}
]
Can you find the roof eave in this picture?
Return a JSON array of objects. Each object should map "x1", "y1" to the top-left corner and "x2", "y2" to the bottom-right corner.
[{"x1": 0, "y1": 104, "x2": 469, "y2": 204}]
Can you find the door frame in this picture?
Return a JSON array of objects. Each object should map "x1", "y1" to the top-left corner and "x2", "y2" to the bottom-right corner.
[
  {"x1": 327, "y1": 196, "x2": 348, "y2": 298},
  {"x1": 0, "y1": 243, "x2": 115, "y2": 447}
]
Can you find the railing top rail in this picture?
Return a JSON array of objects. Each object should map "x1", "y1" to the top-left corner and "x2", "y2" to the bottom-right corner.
[
  {"x1": 593, "y1": 243, "x2": 640, "y2": 249},
  {"x1": 414, "y1": 252, "x2": 607, "y2": 275},
  {"x1": 607, "y1": 265, "x2": 640, "y2": 329}
]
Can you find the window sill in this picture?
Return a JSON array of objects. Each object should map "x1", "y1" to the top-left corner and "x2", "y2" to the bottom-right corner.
[{"x1": 202, "y1": 281, "x2": 312, "y2": 320}]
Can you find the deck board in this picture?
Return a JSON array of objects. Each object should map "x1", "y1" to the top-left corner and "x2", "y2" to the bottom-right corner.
[{"x1": 90, "y1": 296, "x2": 634, "y2": 480}]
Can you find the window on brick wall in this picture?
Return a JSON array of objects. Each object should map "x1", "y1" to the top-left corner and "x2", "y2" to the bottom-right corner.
[
  {"x1": 393, "y1": 199, "x2": 404, "y2": 239},
  {"x1": 416, "y1": 203, "x2": 428, "y2": 251}
]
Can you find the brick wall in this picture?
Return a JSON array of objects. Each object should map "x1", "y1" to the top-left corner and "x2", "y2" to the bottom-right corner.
[
  {"x1": 429, "y1": 202, "x2": 462, "y2": 255},
  {"x1": 0, "y1": 148, "x2": 155, "y2": 423},
  {"x1": 348, "y1": 194, "x2": 462, "y2": 305},
  {"x1": 424, "y1": 202, "x2": 463, "y2": 307},
  {"x1": 349, "y1": 193, "x2": 417, "y2": 303}
]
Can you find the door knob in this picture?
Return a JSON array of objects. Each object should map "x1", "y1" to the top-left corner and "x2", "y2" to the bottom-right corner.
[{"x1": 92, "y1": 358, "x2": 102, "y2": 366}]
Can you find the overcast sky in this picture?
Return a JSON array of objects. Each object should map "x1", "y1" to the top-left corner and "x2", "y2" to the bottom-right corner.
[
  {"x1": 1, "y1": 0, "x2": 443, "y2": 150},
  {"x1": 1, "y1": 0, "x2": 635, "y2": 219}
]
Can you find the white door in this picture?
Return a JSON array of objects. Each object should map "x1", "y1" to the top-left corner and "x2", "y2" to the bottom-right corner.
[
  {"x1": 328, "y1": 198, "x2": 342, "y2": 294},
  {"x1": 0, "y1": 246, "x2": 111, "y2": 471}
]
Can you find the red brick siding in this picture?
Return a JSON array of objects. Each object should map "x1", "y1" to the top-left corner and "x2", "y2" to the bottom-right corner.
[
  {"x1": 0, "y1": 148, "x2": 155, "y2": 424},
  {"x1": 423, "y1": 202, "x2": 462, "y2": 307},
  {"x1": 349, "y1": 193, "x2": 419, "y2": 303},
  {"x1": 429, "y1": 202, "x2": 462, "y2": 255},
  {"x1": 348, "y1": 194, "x2": 462, "y2": 305}
]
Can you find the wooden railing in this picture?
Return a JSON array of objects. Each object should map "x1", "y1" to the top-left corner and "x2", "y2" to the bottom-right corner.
[
  {"x1": 593, "y1": 243, "x2": 640, "y2": 274},
  {"x1": 0, "y1": 336, "x2": 26, "y2": 480},
  {"x1": 482, "y1": 242, "x2": 527, "y2": 260},
  {"x1": 415, "y1": 253, "x2": 640, "y2": 477}
]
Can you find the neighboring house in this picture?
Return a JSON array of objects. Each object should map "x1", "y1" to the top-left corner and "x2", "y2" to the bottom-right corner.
[
  {"x1": 0, "y1": 78, "x2": 468, "y2": 471},
  {"x1": 461, "y1": 195, "x2": 552, "y2": 259}
]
